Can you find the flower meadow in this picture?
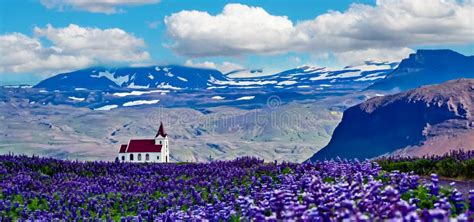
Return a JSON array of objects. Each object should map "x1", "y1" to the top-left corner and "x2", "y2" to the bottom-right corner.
[{"x1": 1, "y1": 155, "x2": 474, "y2": 221}]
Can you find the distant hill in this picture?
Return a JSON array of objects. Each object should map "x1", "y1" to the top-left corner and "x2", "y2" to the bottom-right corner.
[
  {"x1": 308, "y1": 79, "x2": 474, "y2": 161},
  {"x1": 367, "y1": 49, "x2": 474, "y2": 91}
]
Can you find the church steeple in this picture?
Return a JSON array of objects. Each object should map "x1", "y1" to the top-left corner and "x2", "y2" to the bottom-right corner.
[{"x1": 156, "y1": 122, "x2": 167, "y2": 138}]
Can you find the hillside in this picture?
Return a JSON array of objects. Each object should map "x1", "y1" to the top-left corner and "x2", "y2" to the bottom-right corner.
[{"x1": 308, "y1": 79, "x2": 474, "y2": 161}]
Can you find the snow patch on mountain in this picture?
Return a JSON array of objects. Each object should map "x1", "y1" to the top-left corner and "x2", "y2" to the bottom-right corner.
[
  {"x1": 112, "y1": 90, "x2": 169, "y2": 97},
  {"x1": 212, "y1": 79, "x2": 277, "y2": 86},
  {"x1": 177, "y1": 76, "x2": 188, "y2": 82},
  {"x1": 68, "y1": 96, "x2": 85, "y2": 102},
  {"x1": 277, "y1": 80, "x2": 297, "y2": 86},
  {"x1": 309, "y1": 73, "x2": 330, "y2": 81},
  {"x1": 299, "y1": 65, "x2": 326, "y2": 73},
  {"x1": 128, "y1": 83, "x2": 149, "y2": 89},
  {"x1": 96, "y1": 71, "x2": 128, "y2": 86},
  {"x1": 332, "y1": 71, "x2": 363, "y2": 79},
  {"x1": 123, "y1": 99, "x2": 160, "y2": 107},
  {"x1": 94, "y1": 105, "x2": 118, "y2": 111},
  {"x1": 207, "y1": 86, "x2": 228, "y2": 89},
  {"x1": 157, "y1": 83, "x2": 181, "y2": 90},
  {"x1": 236, "y1": 96, "x2": 255, "y2": 101},
  {"x1": 354, "y1": 73, "x2": 386, "y2": 82}
]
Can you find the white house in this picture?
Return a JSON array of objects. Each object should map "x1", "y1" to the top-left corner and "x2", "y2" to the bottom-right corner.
[{"x1": 118, "y1": 122, "x2": 169, "y2": 163}]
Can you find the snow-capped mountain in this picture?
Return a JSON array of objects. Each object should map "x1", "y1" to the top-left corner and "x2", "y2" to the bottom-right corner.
[
  {"x1": 34, "y1": 65, "x2": 227, "y2": 91},
  {"x1": 34, "y1": 61, "x2": 396, "y2": 92},
  {"x1": 210, "y1": 61, "x2": 397, "y2": 90}
]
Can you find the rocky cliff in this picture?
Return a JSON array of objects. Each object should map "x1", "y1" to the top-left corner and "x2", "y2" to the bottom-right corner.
[{"x1": 309, "y1": 79, "x2": 474, "y2": 161}]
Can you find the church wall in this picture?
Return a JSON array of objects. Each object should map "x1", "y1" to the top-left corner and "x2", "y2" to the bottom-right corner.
[{"x1": 118, "y1": 152, "x2": 163, "y2": 163}]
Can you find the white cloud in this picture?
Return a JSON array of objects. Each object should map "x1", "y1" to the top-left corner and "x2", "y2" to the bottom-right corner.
[
  {"x1": 219, "y1": 62, "x2": 246, "y2": 74},
  {"x1": 334, "y1": 48, "x2": 415, "y2": 66},
  {"x1": 185, "y1": 60, "x2": 217, "y2": 70},
  {"x1": 165, "y1": 1, "x2": 474, "y2": 62},
  {"x1": 185, "y1": 60, "x2": 244, "y2": 74},
  {"x1": 165, "y1": 4, "x2": 304, "y2": 57},
  {"x1": 0, "y1": 24, "x2": 150, "y2": 75},
  {"x1": 40, "y1": 0, "x2": 160, "y2": 14},
  {"x1": 297, "y1": 0, "x2": 474, "y2": 51}
]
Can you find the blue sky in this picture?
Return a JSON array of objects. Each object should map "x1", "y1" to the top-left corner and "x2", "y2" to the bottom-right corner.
[{"x1": 1, "y1": 0, "x2": 473, "y2": 84}]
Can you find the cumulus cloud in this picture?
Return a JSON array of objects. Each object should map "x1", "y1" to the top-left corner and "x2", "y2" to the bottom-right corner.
[
  {"x1": 165, "y1": 1, "x2": 474, "y2": 62},
  {"x1": 185, "y1": 60, "x2": 245, "y2": 74},
  {"x1": 297, "y1": 0, "x2": 474, "y2": 51},
  {"x1": 334, "y1": 48, "x2": 415, "y2": 66},
  {"x1": 40, "y1": 0, "x2": 160, "y2": 14},
  {"x1": 165, "y1": 4, "x2": 304, "y2": 57},
  {"x1": 0, "y1": 24, "x2": 150, "y2": 75}
]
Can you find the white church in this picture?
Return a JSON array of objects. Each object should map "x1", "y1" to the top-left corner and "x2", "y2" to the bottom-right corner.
[{"x1": 118, "y1": 122, "x2": 169, "y2": 163}]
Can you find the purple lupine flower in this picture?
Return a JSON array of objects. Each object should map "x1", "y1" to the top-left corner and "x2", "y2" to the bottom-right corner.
[{"x1": 0, "y1": 155, "x2": 472, "y2": 220}]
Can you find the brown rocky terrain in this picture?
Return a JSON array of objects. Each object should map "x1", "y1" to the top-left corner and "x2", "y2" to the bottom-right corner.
[{"x1": 309, "y1": 79, "x2": 474, "y2": 161}]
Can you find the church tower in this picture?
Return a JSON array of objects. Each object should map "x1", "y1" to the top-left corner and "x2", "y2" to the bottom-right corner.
[{"x1": 155, "y1": 122, "x2": 169, "y2": 163}]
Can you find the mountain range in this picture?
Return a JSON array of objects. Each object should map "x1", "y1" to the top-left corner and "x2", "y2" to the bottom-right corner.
[
  {"x1": 31, "y1": 49, "x2": 473, "y2": 96},
  {"x1": 33, "y1": 62, "x2": 396, "y2": 92}
]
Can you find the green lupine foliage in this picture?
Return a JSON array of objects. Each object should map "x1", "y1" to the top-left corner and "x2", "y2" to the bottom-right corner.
[
  {"x1": 377, "y1": 157, "x2": 474, "y2": 179},
  {"x1": 408, "y1": 186, "x2": 437, "y2": 209},
  {"x1": 323, "y1": 176, "x2": 335, "y2": 183},
  {"x1": 229, "y1": 215, "x2": 240, "y2": 222},
  {"x1": 281, "y1": 167, "x2": 293, "y2": 175}
]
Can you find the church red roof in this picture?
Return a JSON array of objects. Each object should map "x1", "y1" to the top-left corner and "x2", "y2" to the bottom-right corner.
[
  {"x1": 119, "y1": 139, "x2": 162, "y2": 153},
  {"x1": 119, "y1": 144, "x2": 127, "y2": 153}
]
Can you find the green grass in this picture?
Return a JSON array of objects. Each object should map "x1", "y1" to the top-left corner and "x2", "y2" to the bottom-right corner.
[{"x1": 377, "y1": 158, "x2": 474, "y2": 179}]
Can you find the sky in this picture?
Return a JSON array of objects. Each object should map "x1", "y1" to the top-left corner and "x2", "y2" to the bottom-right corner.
[{"x1": 0, "y1": 0, "x2": 473, "y2": 85}]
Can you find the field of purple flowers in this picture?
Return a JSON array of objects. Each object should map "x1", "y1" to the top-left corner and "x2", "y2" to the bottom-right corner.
[{"x1": 1, "y1": 155, "x2": 474, "y2": 221}]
